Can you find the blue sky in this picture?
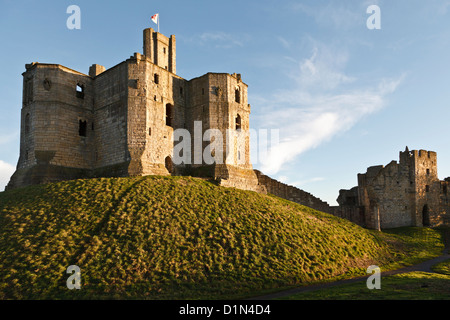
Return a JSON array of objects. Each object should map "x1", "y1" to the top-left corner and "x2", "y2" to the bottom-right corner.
[{"x1": 1, "y1": 0, "x2": 450, "y2": 205}]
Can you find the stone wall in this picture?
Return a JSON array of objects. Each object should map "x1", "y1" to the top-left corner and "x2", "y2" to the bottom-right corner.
[
  {"x1": 335, "y1": 148, "x2": 450, "y2": 229},
  {"x1": 254, "y1": 170, "x2": 333, "y2": 214},
  {"x1": 93, "y1": 61, "x2": 128, "y2": 170}
]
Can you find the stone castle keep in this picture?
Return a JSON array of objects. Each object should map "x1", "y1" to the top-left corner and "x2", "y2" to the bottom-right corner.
[
  {"x1": 6, "y1": 27, "x2": 331, "y2": 214},
  {"x1": 335, "y1": 147, "x2": 450, "y2": 229},
  {"x1": 6, "y1": 28, "x2": 449, "y2": 229}
]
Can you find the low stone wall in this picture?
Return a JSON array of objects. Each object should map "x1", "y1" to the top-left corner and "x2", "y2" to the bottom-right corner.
[{"x1": 253, "y1": 170, "x2": 332, "y2": 214}]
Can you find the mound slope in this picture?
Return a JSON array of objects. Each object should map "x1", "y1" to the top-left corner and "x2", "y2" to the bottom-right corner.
[{"x1": 0, "y1": 176, "x2": 396, "y2": 299}]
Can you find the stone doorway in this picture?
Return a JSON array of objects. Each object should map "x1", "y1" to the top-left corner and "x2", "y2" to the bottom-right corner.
[
  {"x1": 165, "y1": 156, "x2": 173, "y2": 174},
  {"x1": 422, "y1": 204, "x2": 430, "y2": 227}
]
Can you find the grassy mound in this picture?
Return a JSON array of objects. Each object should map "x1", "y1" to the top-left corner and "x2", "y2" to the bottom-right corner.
[{"x1": 0, "y1": 176, "x2": 424, "y2": 299}]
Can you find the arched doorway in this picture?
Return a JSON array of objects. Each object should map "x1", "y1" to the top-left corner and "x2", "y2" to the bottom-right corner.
[
  {"x1": 165, "y1": 156, "x2": 173, "y2": 174},
  {"x1": 422, "y1": 204, "x2": 430, "y2": 227}
]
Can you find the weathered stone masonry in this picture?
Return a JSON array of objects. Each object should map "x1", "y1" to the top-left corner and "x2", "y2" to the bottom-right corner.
[
  {"x1": 6, "y1": 28, "x2": 332, "y2": 214},
  {"x1": 334, "y1": 147, "x2": 450, "y2": 229}
]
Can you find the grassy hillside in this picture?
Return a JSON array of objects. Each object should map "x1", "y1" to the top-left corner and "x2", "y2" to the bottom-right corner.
[{"x1": 0, "y1": 176, "x2": 443, "y2": 299}]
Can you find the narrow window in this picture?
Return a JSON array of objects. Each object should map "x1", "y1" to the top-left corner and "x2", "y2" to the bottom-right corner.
[
  {"x1": 426, "y1": 169, "x2": 430, "y2": 175},
  {"x1": 76, "y1": 83, "x2": 84, "y2": 99},
  {"x1": 91, "y1": 122, "x2": 94, "y2": 131},
  {"x1": 235, "y1": 88, "x2": 240, "y2": 103},
  {"x1": 163, "y1": 47, "x2": 166, "y2": 54},
  {"x1": 166, "y1": 104, "x2": 173, "y2": 127},
  {"x1": 426, "y1": 185, "x2": 430, "y2": 192},
  {"x1": 235, "y1": 114, "x2": 241, "y2": 130},
  {"x1": 202, "y1": 88, "x2": 205, "y2": 95},
  {"x1": 154, "y1": 74, "x2": 159, "y2": 84},
  {"x1": 25, "y1": 78, "x2": 33, "y2": 104},
  {"x1": 180, "y1": 87, "x2": 183, "y2": 95},
  {"x1": 79, "y1": 120, "x2": 87, "y2": 137},
  {"x1": 148, "y1": 127, "x2": 151, "y2": 136},
  {"x1": 25, "y1": 113, "x2": 30, "y2": 134}
]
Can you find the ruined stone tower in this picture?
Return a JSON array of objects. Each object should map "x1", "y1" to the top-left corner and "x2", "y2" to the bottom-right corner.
[{"x1": 336, "y1": 147, "x2": 450, "y2": 229}]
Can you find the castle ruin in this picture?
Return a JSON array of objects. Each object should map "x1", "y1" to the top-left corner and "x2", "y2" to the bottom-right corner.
[{"x1": 335, "y1": 147, "x2": 450, "y2": 229}]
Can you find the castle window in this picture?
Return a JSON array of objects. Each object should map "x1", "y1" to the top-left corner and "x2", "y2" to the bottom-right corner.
[
  {"x1": 148, "y1": 127, "x2": 151, "y2": 136},
  {"x1": 426, "y1": 169, "x2": 430, "y2": 175},
  {"x1": 163, "y1": 47, "x2": 166, "y2": 54},
  {"x1": 25, "y1": 113, "x2": 30, "y2": 134},
  {"x1": 180, "y1": 87, "x2": 183, "y2": 95},
  {"x1": 76, "y1": 83, "x2": 84, "y2": 99},
  {"x1": 91, "y1": 122, "x2": 94, "y2": 131},
  {"x1": 79, "y1": 120, "x2": 87, "y2": 137},
  {"x1": 24, "y1": 78, "x2": 33, "y2": 104},
  {"x1": 202, "y1": 88, "x2": 205, "y2": 95},
  {"x1": 426, "y1": 185, "x2": 430, "y2": 192},
  {"x1": 235, "y1": 88, "x2": 240, "y2": 103},
  {"x1": 154, "y1": 73, "x2": 159, "y2": 84},
  {"x1": 235, "y1": 114, "x2": 241, "y2": 130},
  {"x1": 166, "y1": 104, "x2": 173, "y2": 127}
]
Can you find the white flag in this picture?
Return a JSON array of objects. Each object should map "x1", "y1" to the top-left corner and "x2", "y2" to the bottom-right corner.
[{"x1": 151, "y1": 13, "x2": 158, "y2": 24}]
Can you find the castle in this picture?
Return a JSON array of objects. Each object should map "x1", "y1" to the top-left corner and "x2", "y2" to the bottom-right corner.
[
  {"x1": 335, "y1": 147, "x2": 450, "y2": 229},
  {"x1": 7, "y1": 28, "x2": 449, "y2": 230},
  {"x1": 6, "y1": 27, "x2": 332, "y2": 214}
]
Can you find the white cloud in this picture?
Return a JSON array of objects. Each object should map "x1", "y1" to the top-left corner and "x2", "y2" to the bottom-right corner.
[
  {"x1": 184, "y1": 31, "x2": 249, "y2": 49},
  {"x1": 291, "y1": 2, "x2": 364, "y2": 30},
  {"x1": 254, "y1": 42, "x2": 403, "y2": 175},
  {"x1": 0, "y1": 160, "x2": 15, "y2": 191}
]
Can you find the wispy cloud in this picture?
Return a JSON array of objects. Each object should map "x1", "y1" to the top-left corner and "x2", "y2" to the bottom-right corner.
[
  {"x1": 254, "y1": 41, "x2": 404, "y2": 175},
  {"x1": 290, "y1": 2, "x2": 365, "y2": 30},
  {"x1": 183, "y1": 31, "x2": 249, "y2": 49},
  {"x1": 0, "y1": 160, "x2": 15, "y2": 191}
]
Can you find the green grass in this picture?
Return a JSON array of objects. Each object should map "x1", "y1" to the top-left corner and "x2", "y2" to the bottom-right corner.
[
  {"x1": 279, "y1": 271, "x2": 450, "y2": 300},
  {"x1": 0, "y1": 176, "x2": 446, "y2": 299},
  {"x1": 278, "y1": 227, "x2": 450, "y2": 300},
  {"x1": 432, "y1": 259, "x2": 450, "y2": 275}
]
